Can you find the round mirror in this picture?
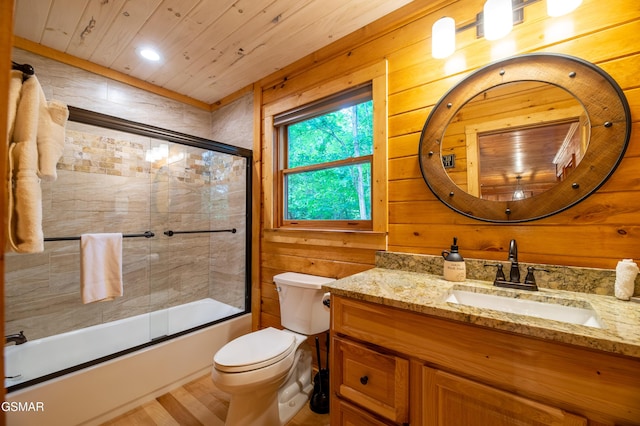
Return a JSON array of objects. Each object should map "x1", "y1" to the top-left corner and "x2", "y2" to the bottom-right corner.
[{"x1": 419, "y1": 53, "x2": 631, "y2": 222}]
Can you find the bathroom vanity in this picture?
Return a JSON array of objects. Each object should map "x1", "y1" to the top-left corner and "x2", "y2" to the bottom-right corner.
[{"x1": 323, "y1": 254, "x2": 640, "y2": 425}]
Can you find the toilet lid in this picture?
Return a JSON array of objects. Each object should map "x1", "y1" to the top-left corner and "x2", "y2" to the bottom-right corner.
[{"x1": 214, "y1": 327, "x2": 296, "y2": 373}]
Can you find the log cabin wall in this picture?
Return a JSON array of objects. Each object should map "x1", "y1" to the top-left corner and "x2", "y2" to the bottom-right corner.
[{"x1": 255, "y1": 0, "x2": 639, "y2": 343}]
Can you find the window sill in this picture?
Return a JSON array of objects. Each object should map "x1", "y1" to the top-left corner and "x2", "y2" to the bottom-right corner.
[{"x1": 263, "y1": 228, "x2": 387, "y2": 250}]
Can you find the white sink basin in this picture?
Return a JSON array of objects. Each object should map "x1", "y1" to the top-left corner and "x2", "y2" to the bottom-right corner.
[{"x1": 445, "y1": 287, "x2": 604, "y2": 328}]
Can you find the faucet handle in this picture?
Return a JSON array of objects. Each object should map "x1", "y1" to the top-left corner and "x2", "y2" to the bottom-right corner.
[
  {"x1": 508, "y1": 239, "x2": 518, "y2": 262},
  {"x1": 524, "y1": 266, "x2": 549, "y2": 285},
  {"x1": 484, "y1": 263, "x2": 506, "y2": 284}
]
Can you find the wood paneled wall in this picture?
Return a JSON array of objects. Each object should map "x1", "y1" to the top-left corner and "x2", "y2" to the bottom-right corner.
[{"x1": 255, "y1": 0, "x2": 639, "y2": 341}]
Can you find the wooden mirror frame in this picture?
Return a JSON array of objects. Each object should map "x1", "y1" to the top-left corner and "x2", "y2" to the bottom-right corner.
[{"x1": 419, "y1": 53, "x2": 631, "y2": 222}]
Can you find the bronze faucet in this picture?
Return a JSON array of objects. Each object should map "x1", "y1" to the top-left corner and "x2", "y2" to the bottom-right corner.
[
  {"x1": 5, "y1": 331, "x2": 27, "y2": 345},
  {"x1": 508, "y1": 239, "x2": 520, "y2": 283},
  {"x1": 485, "y1": 239, "x2": 543, "y2": 291}
]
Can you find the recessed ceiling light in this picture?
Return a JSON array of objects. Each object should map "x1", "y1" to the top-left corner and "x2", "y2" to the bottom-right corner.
[{"x1": 140, "y1": 48, "x2": 161, "y2": 61}]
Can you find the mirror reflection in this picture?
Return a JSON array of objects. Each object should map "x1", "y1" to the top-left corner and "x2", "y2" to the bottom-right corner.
[{"x1": 441, "y1": 81, "x2": 590, "y2": 201}]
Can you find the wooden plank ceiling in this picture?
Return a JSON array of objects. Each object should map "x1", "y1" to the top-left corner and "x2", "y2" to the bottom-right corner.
[{"x1": 13, "y1": 0, "x2": 414, "y2": 105}]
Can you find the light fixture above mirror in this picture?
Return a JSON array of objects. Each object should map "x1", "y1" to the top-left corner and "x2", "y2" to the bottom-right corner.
[
  {"x1": 483, "y1": 0, "x2": 514, "y2": 40},
  {"x1": 432, "y1": 16, "x2": 456, "y2": 59},
  {"x1": 547, "y1": 0, "x2": 583, "y2": 17},
  {"x1": 431, "y1": 0, "x2": 583, "y2": 59}
]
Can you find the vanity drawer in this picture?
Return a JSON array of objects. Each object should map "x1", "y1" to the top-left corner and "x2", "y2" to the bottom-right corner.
[
  {"x1": 333, "y1": 336, "x2": 409, "y2": 423},
  {"x1": 332, "y1": 398, "x2": 396, "y2": 426}
]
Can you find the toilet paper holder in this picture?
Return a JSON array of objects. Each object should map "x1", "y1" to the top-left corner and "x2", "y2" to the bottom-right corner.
[{"x1": 322, "y1": 292, "x2": 331, "y2": 308}]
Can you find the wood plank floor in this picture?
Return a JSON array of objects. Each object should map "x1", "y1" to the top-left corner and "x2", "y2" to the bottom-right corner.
[{"x1": 101, "y1": 374, "x2": 330, "y2": 426}]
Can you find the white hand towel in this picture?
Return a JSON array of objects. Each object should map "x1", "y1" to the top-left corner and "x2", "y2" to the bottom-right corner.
[
  {"x1": 80, "y1": 233, "x2": 124, "y2": 304},
  {"x1": 614, "y1": 259, "x2": 639, "y2": 301}
]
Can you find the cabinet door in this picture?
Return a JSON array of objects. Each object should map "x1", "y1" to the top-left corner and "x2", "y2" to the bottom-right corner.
[
  {"x1": 333, "y1": 336, "x2": 409, "y2": 423},
  {"x1": 423, "y1": 366, "x2": 587, "y2": 426}
]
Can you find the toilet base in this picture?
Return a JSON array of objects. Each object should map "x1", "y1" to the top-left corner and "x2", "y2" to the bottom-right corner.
[
  {"x1": 278, "y1": 343, "x2": 313, "y2": 424},
  {"x1": 220, "y1": 340, "x2": 313, "y2": 426},
  {"x1": 225, "y1": 385, "x2": 282, "y2": 426}
]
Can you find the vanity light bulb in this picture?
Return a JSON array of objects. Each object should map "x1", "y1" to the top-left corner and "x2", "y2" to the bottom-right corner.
[
  {"x1": 432, "y1": 17, "x2": 456, "y2": 59},
  {"x1": 546, "y1": 0, "x2": 582, "y2": 17},
  {"x1": 483, "y1": 0, "x2": 513, "y2": 41}
]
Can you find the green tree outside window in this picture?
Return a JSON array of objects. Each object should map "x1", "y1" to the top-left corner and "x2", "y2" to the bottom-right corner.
[{"x1": 285, "y1": 100, "x2": 373, "y2": 221}]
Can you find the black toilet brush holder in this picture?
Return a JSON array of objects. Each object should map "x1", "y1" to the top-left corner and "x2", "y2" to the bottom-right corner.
[{"x1": 309, "y1": 335, "x2": 330, "y2": 414}]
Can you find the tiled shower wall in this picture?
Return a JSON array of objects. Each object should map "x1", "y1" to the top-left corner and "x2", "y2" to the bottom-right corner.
[
  {"x1": 7, "y1": 49, "x2": 252, "y2": 341},
  {"x1": 6, "y1": 122, "x2": 247, "y2": 341}
]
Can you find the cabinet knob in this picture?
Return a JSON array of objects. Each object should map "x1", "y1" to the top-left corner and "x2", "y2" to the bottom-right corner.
[{"x1": 360, "y1": 375, "x2": 368, "y2": 385}]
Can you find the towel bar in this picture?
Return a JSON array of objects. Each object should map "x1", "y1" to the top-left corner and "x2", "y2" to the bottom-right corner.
[
  {"x1": 44, "y1": 231, "x2": 155, "y2": 242},
  {"x1": 163, "y1": 228, "x2": 236, "y2": 237}
]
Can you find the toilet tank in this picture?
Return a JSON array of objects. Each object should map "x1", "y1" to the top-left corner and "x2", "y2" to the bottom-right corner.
[{"x1": 274, "y1": 272, "x2": 335, "y2": 335}]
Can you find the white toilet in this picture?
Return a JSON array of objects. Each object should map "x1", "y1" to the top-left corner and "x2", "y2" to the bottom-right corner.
[{"x1": 211, "y1": 272, "x2": 334, "y2": 426}]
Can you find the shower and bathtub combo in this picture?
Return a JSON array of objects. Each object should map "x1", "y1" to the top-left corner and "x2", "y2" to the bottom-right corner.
[{"x1": 4, "y1": 108, "x2": 256, "y2": 425}]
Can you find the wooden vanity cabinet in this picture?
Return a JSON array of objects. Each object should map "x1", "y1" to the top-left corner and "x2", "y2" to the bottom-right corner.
[
  {"x1": 329, "y1": 295, "x2": 640, "y2": 425},
  {"x1": 422, "y1": 367, "x2": 586, "y2": 425},
  {"x1": 332, "y1": 336, "x2": 409, "y2": 423},
  {"x1": 333, "y1": 398, "x2": 396, "y2": 426}
]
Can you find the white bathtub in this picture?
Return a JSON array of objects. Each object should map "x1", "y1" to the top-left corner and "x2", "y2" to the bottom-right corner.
[
  {"x1": 6, "y1": 298, "x2": 242, "y2": 388},
  {"x1": 5, "y1": 298, "x2": 251, "y2": 426}
]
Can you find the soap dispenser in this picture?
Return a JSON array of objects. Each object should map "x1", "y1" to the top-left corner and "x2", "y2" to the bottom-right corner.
[{"x1": 442, "y1": 237, "x2": 466, "y2": 282}]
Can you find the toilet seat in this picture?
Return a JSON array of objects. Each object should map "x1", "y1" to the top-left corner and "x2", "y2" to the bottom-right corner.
[{"x1": 214, "y1": 327, "x2": 296, "y2": 373}]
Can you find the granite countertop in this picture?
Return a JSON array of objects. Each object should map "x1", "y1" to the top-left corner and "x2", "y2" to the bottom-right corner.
[{"x1": 323, "y1": 266, "x2": 640, "y2": 359}]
